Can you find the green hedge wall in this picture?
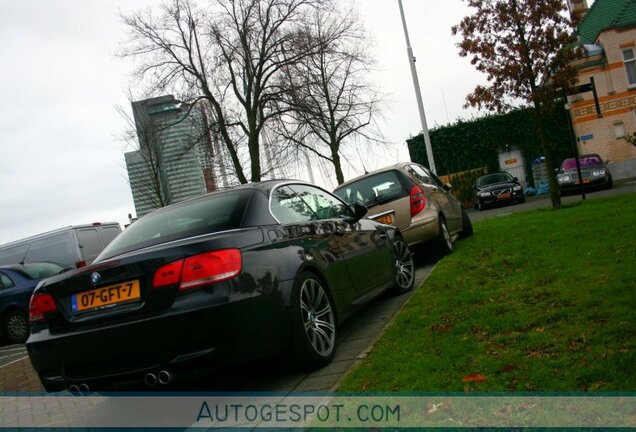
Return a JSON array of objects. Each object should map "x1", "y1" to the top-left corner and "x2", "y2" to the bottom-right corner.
[{"x1": 407, "y1": 105, "x2": 574, "y2": 186}]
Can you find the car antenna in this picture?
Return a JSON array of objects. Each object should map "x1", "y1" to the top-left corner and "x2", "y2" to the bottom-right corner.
[
  {"x1": 355, "y1": 147, "x2": 369, "y2": 174},
  {"x1": 19, "y1": 244, "x2": 32, "y2": 265}
]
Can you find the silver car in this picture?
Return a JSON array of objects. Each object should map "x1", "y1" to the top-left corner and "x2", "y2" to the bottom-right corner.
[{"x1": 334, "y1": 163, "x2": 473, "y2": 255}]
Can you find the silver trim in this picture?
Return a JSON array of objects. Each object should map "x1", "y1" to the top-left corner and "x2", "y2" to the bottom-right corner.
[{"x1": 368, "y1": 209, "x2": 395, "y2": 220}]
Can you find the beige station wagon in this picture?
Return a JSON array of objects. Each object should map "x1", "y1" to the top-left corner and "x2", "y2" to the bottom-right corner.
[{"x1": 334, "y1": 163, "x2": 473, "y2": 254}]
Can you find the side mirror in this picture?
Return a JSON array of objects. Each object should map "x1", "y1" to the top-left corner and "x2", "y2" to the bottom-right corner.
[
  {"x1": 346, "y1": 202, "x2": 368, "y2": 223},
  {"x1": 513, "y1": 177, "x2": 518, "y2": 182},
  {"x1": 554, "y1": 168, "x2": 559, "y2": 173}
]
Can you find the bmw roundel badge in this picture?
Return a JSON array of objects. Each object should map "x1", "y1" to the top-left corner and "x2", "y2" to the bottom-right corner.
[{"x1": 90, "y1": 272, "x2": 101, "y2": 285}]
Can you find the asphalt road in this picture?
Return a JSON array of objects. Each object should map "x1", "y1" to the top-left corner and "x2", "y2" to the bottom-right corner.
[
  {"x1": 0, "y1": 344, "x2": 28, "y2": 368},
  {"x1": 468, "y1": 178, "x2": 636, "y2": 222}
]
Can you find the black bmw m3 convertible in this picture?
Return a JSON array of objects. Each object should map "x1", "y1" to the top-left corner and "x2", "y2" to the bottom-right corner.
[{"x1": 26, "y1": 180, "x2": 415, "y2": 391}]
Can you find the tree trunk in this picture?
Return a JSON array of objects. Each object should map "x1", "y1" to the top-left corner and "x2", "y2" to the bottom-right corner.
[
  {"x1": 248, "y1": 131, "x2": 261, "y2": 183},
  {"x1": 331, "y1": 146, "x2": 345, "y2": 185},
  {"x1": 533, "y1": 103, "x2": 561, "y2": 209}
]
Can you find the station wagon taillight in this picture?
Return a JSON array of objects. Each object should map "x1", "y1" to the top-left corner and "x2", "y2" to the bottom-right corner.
[
  {"x1": 152, "y1": 249, "x2": 242, "y2": 291},
  {"x1": 410, "y1": 185, "x2": 427, "y2": 217},
  {"x1": 29, "y1": 293, "x2": 58, "y2": 324}
]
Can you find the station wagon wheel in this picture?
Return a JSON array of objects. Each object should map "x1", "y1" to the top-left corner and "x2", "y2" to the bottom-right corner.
[
  {"x1": 436, "y1": 217, "x2": 453, "y2": 256},
  {"x1": 391, "y1": 238, "x2": 414, "y2": 294},
  {"x1": 291, "y1": 273, "x2": 337, "y2": 369},
  {"x1": 4, "y1": 310, "x2": 29, "y2": 344}
]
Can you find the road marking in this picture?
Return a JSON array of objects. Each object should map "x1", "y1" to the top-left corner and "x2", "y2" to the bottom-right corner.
[
  {"x1": 0, "y1": 355, "x2": 29, "y2": 369},
  {"x1": 0, "y1": 352, "x2": 26, "y2": 360}
]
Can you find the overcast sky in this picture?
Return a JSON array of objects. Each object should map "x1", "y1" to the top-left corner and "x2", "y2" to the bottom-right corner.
[{"x1": 0, "y1": 0, "x2": 509, "y2": 245}]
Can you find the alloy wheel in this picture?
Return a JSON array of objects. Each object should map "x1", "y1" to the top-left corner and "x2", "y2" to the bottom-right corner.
[
  {"x1": 394, "y1": 240, "x2": 414, "y2": 290},
  {"x1": 300, "y1": 278, "x2": 336, "y2": 357},
  {"x1": 6, "y1": 312, "x2": 28, "y2": 343},
  {"x1": 441, "y1": 220, "x2": 453, "y2": 251}
]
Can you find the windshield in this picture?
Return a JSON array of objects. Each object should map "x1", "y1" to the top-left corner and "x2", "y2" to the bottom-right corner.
[
  {"x1": 97, "y1": 190, "x2": 252, "y2": 261},
  {"x1": 476, "y1": 173, "x2": 513, "y2": 187},
  {"x1": 18, "y1": 262, "x2": 66, "y2": 279},
  {"x1": 334, "y1": 170, "x2": 407, "y2": 207},
  {"x1": 561, "y1": 155, "x2": 602, "y2": 171}
]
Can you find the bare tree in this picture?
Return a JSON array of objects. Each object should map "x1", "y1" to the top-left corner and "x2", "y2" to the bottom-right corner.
[
  {"x1": 120, "y1": 0, "x2": 329, "y2": 183},
  {"x1": 276, "y1": 3, "x2": 382, "y2": 185}
]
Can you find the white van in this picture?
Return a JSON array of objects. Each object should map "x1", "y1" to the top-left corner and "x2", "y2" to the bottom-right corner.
[{"x1": 0, "y1": 223, "x2": 122, "y2": 269}]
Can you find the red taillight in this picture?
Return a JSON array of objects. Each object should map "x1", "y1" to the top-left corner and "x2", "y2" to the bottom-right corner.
[
  {"x1": 29, "y1": 293, "x2": 57, "y2": 324},
  {"x1": 75, "y1": 261, "x2": 86, "y2": 268},
  {"x1": 153, "y1": 260, "x2": 184, "y2": 288},
  {"x1": 180, "y1": 249, "x2": 242, "y2": 291},
  {"x1": 410, "y1": 185, "x2": 427, "y2": 216},
  {"x1": 152, "y1": 249, "x2": 242, "y2": 291}
]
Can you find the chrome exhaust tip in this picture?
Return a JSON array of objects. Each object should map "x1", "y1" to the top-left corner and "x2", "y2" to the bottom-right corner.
[
  {"x1": 144, "y1": 373, "x2": 157, "y2": 387},
  {"x1": 157, "y1": 370, "x2": 172, "y2": 385},
  {"x1": 69, "y1": 384, "x2": 80, "y2": 394},
  {"x1": 79, "y1": 383, "x2": 90, "y2": 394}
]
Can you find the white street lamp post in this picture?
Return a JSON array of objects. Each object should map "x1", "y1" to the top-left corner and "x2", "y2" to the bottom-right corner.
[{"x1": 397, "y1": 0, "x2": 437, "y2": 174}]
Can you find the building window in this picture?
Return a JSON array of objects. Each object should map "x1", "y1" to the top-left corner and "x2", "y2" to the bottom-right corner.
[
  {"x1": 614, "y1": 121, "x2": 626, "y2": 139},
  {"x1": 622, "y1": 48, "x2": 636, "y2": 86}
]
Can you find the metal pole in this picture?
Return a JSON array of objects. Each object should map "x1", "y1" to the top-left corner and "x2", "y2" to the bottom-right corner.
[
  {"x1": 562, "y1": 88, "x2": 586, "y2": 200},
  {"x1": 397, "y1": 0, "x2": 437, "y2": 174}
]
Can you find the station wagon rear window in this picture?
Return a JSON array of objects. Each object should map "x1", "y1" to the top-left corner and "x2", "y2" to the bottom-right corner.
[{"x1": 334, "y1": 170, "x2": 408, "y2": 207}]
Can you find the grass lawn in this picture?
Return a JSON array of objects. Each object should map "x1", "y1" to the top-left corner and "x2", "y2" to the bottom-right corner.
[{"x1": 339, "y1": 193, "x2": 636, "y2": 392}]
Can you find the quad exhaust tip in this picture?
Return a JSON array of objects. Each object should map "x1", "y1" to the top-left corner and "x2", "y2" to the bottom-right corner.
[
  {"x1": 157, "y1": 370, "x2": 172, "y2": 385},
  {"x1": 69, "y1": 383, "x2": 90, "y2": 395},
  {"x1": 144, "y1": 370, "x2": 172, "y2": 386},
  {"x1": 144, "y1": 373, "x2": 157, "y2": 387}
]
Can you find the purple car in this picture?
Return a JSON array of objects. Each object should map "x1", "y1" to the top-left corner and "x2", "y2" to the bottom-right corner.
[{"x1": 556, "y1": 154, "x2": 613, "y2": 195}]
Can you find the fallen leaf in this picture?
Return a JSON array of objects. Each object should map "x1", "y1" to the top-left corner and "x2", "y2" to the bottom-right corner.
[
  {"x1": 462, "y1": 373, "x2": 487, "y2": 383},
  {"x1": 502, "y1": 364, "x2": 519, "y2": 372}
]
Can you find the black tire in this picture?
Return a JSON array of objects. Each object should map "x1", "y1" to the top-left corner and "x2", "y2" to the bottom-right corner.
[
  {"x1": 4, "y1": 310, "x2": 29, "y2": 344},
  {"x1": 477, "y1": 201, "x2": 485, "y2": 211},
  {"x1": 607, "y1": 176, "x2": 613, "y2": 190},
  {"x1": 435, "y1": 216, "x2": 453, "y2": 255},
  {"x1": 391, "y1": 237, "x2": 415, "y2": 295},
  {"x1": 290, "y1": 272, "x2": 337, "y2": 369},
  {"x1": 460, "y1": 208, "x2": 473, "y2": 238},
  {"x1": 518, "y1": 196, "x2": 526, "y2": 204}
]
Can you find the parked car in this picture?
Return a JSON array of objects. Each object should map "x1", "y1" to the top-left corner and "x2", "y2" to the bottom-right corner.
[
  {"x1": 473, "y1": 172, "x2": 525, "y2": 211},
  {"x1": 556, "y1": 154, "x2": 613, "y2": 195},
  {"x1": 0, "y1": 262, "x2": 66, "y2": 343},
  {"x1": 0, "y1": 223, "x2": 122, "y2": 269},
  {"x1": 27, "y1": 181, "x2": 415, "y2": 392},
  {"x1": 333, "y1": 163, "x2": 472, "y2": 255}
]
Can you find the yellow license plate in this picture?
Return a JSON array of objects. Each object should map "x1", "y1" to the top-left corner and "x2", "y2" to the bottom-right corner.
[
  {"x1": 72, "y1": 280, "x2": 141, "y2": 312},
  {"x1": 497, "y1": 192, "x2": 511, "y2": 200},
  {"x1": 376, "y1": 214, "x2": 394, "y2": 225}
]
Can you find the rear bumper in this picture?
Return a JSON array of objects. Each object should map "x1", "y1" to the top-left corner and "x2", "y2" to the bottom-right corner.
[
  {"x1": 27, "y1": 283, "x2": 292, "y2": 391},
  {"x1": 401, "y1": 211, "x2": 438, "y2": 247}
]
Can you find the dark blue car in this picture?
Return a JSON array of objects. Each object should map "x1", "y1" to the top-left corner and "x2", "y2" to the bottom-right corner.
[{"x1": 0, "y1": 262, "x2": 66, "y2": 343}]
